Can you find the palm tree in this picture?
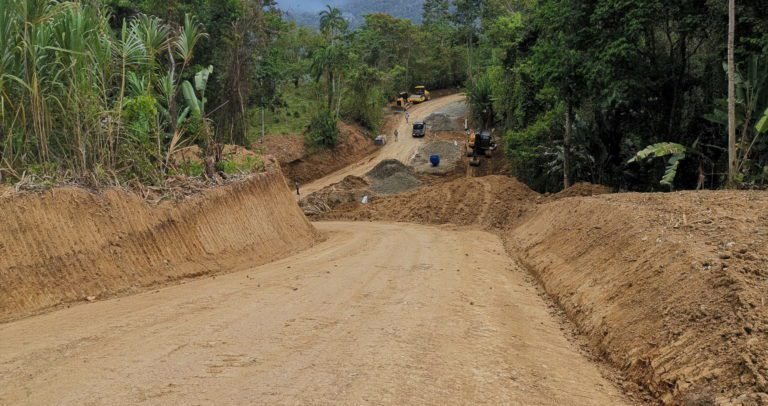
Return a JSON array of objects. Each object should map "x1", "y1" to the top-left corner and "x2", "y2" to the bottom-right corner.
[
  {"x1": 319, "y1": 5, "x2": 347, "y2": 46},
  {"x1": 311, "y1": 45, "x2": 348, "y2": 113},
  {"x1": 727, "y1": 0, "x2": 736, "y2": 187}
]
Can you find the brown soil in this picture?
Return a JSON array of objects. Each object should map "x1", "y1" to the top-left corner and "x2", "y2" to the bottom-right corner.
[
  {"x1": 510, "y1": 191, "x2": 768, "y2": 405},
  {"x1": 300, "y1": 175, "x2": 371, "y2": 216},
  {"x1": 0, "y1": 169, "x2": 319, "y2": 322},
  {"x1": 321, "y1": 175, "x2": 539, "y2": 230},
  {"x1": 0, "y1": 222, "x2": 628, "y2": 405},
  {"x1": 319, "y1": 173, "x2": 768, "y2": 404},
  {"x1": 550, "y1": 182, "x2": 614, "y2": 199},
  {"x1": 261, "y1": 121, "x2": 379, "y2": 185}
]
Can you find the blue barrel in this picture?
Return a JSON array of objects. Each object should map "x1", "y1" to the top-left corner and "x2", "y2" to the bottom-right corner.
[{"x1": 429, "y1": 154, "x2": 440, "y2": 167}]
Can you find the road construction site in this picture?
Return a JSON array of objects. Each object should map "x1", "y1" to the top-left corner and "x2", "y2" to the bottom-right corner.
[{"x1": 1, "y1": 94, "x2": 767, "y2": 405}]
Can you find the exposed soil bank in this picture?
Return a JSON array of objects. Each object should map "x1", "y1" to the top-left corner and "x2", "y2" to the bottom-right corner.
[
  {"x1": 509, "y1": 192, "x2": 768, "y2": 405},
  {"x1": 319, "y1": 175, "x2": 538, "y2": 229},
  {"x1": 318, "y1": 176, "x2": 768, "y2": 404},
  {"x1": 262, "y1": 121, "x2": 379, "y2": 185},
  {"x1": 0, "y1": 170, "x2": 319, "y2": 322}
]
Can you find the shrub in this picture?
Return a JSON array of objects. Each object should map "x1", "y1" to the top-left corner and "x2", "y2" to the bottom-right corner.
[{"x1": 305, "y1": 109, "x2": 339, "y2": 149}]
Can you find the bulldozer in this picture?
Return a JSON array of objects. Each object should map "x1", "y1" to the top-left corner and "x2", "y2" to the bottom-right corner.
[
  {"x1": 407, "y1": 86, "x2": 431, "y2": 104},
  {"x1": 466, "y1": 129, "x2": 497, "y2": 167}
]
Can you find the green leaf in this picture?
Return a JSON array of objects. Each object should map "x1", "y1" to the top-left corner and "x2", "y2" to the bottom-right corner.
[
  {"x1": 756, "y1": 107, "x2": 768, "y2": 134},
  {"x1": 661, "y1": 153, "x2": 685, "y2": 186},
  {"x1": 628, "y1": 142, "x2": 687, "y2": 163},
  {"x1": 194, "y1": 65, "x2": 212, "y2": 93},
  {"x1": 181, "y1": 80, "x2": 201, "y2": 116}
]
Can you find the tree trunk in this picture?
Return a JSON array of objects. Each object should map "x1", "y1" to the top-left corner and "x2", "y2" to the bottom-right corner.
[
  {"x1": 327, "y1": 70, "x2": 334, "y2": 111},
  {"x1": 727, "y1": 0, "x2": 737, "y2": 187},
  {"x1": 564, "y1": 101, "x2": 573, "y2": 189}
]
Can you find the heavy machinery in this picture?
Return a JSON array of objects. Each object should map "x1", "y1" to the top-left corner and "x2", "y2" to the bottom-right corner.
[
  {"x1": 408, "y1": 86, "x2": 431, "y2": 104},
  {"x1": 467, "y1": 129, "x2": 497, "y2": 166},
  {"x1": 395, "y1": 92, "x2": 412, "y2": 111}
]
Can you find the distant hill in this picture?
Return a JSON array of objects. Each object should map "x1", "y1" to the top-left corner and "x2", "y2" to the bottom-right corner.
[{"x1": 279, "y1": 0, "x2": 425, "y2": 29}]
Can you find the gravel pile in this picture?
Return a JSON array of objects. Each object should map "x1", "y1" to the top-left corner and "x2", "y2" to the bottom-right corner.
[
  {"x1": 424, "y1": 101, "x2": 468, "y2": 132},
  {"x1": 437, "y1": 101, "x2": 469, "y2": 117},
  {"x1": 366, "y1": 159, "x2": 422, "y2": 195},
  {"x1": 424, "y1": 112, "x2": 462, "y2": 131},
  {"x1": 369, "y1": 172, "x2": 422, "y2": 195},
  {"x1": 367, "y1": 160, "x2": 412, "y2": 180}
]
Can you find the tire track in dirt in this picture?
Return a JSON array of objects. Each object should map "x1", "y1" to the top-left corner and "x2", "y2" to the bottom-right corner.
[{"x1": 0, "y1": 222, "x2": 629, "y2": 405}]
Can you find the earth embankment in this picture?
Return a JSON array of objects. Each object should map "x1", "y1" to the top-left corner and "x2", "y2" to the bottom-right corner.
[{"x1": 0, "y1": 170, "x2": 319, "y2": 322}]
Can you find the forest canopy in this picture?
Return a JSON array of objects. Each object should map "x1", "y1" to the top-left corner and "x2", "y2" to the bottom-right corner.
[{"x1": 0, "y1": 0, "x2": 765, "y2": 191}]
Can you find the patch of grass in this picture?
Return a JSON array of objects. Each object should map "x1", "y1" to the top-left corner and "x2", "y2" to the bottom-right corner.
[
  {"x1": 216, "y1": 155, "x2": 266, "y2": 175},
  {"x1": 174, "y1": 160, "x2": 205, "y2": 177},
  {"x1": 249, "y1": 84, "x2": 318, "y2": 140}
]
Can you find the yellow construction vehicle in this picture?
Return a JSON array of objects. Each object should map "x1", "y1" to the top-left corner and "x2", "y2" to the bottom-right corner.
[
  {"x1": 395, "y1": 92, "x2": 412, "y2": 111},
  {"x1": 466, "y1": 129, "x2": 497, "y2": 166},
  {"x1": 408, "y1": 86, "x2": 431, "y2": 104}
]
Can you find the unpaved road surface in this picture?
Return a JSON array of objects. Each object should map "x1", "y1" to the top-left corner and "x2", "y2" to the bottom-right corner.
[
  {"x1": 302, "y1": 94, "x2": 466, "y2": 196},
  {"x1": 0, "y1": 222, "x2": 626, "y2": 405}
]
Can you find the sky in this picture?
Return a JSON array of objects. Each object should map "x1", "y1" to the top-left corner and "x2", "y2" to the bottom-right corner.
[{"x1": 277, "y1": 0, "x2": 339, "y2": 12}]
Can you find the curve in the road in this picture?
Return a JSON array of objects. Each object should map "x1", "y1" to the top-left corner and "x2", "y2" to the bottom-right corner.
[{"x1": 302, "y1": 94, "x2": 466, "y2": 196}]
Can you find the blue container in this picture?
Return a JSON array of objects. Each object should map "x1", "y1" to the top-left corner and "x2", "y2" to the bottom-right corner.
[{"x1": 429, "y1": 154, "x2": 440, "y2": 167}]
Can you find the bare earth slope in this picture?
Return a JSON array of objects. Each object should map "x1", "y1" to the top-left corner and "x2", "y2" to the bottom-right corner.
[
  {"x1": 510, "y1": 192, "x2": 768, "y2": 404},
  {"x1": 0, "y1": 222, "x2": 627, "y2": 405},
  {"x1": 0, "y1": 170, "x2": 319, "y2": 322},
  {"x1": 321, "y1": 175, "x2": 538, "y2": 229},
  {"x1": 320, "y1": 176, "x2": 768, "y2": 404}
]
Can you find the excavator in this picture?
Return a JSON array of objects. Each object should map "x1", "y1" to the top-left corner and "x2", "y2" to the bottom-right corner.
[
  {"x1": 466, "y1": 129, "x2": 497, "y2": 167},
  {"x1": 395, "y1": 92, "x2": 412, "y2": 111}
]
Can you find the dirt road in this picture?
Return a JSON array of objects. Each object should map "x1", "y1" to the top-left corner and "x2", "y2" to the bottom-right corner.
[
  {"x1": 301, "y1": 94, "x2": 466, "y2": 196},
  {"x1": 0, "y1": 222, "x2": 626, "y2": 405}
]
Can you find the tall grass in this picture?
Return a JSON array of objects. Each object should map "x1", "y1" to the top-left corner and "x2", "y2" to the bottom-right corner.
[{"x1": 0, "y1": 0, "x2": 207, "y2": 184}]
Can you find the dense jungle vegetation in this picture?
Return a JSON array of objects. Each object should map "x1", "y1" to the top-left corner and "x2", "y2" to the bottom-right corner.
[
  {"x1": 466, "y1": 0, "x2": 768, "y2": 191},
  {"x1": 0, "y1": 0, "x2": 465, "y2": 184},
  {"x1": 1, "y1": 0, "x2": 767, "y2": 191}
]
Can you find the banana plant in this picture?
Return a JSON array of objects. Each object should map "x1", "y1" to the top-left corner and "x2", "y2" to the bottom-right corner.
[
  {"x1": 180, "y1": 65, "x2": 212, "y2": 118},
  {"x1": 628, "y1": 142, "x2": 688, "y2": 188},
  {"x1": 757, "y1": 107, "x2": 768, "y2": 134}
]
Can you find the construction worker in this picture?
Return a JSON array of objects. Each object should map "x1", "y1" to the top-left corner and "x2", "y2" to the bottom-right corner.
[
  {"x1": 405, "y1": 112, "x2": 410, "y2": 123},
  {"x1": 394, "y1": 129, "x2": 399, "y2": 142}
]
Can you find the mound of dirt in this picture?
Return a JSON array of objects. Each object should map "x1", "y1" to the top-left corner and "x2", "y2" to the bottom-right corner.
[
  {"x1": 553, "y1": 182, "x2": 613, "y2": 199},
  {"x1": 366, "y1": 159, "x2": 412, "y2": 180},
  {"x1": 323, "y1": 175, "x2": 539, "y2": 229},
  {"x1": 0, "y1": 170, "x2": 319, "y2": 322},
  {"x1": 410, "y1": 140, "x2": 463, "y2": 175},
  {"x1": 510, "y1": 191, "x2": 768, "y2": 404},
  {"x1": 365, "y1": 159, "x2": 422, "y2": 195},
  {"x1": 300, "y1": 175, "x2": 371, "y2": 216},
  {"x1": 370, "y1": 172, "x2": 421, "y2": 195},
  {"x1": 425, "y1": 112, "x2": 463, "y2": 132},
  {"x1": 279, "y1": 121, "x2": 378, "y2": 184}
]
